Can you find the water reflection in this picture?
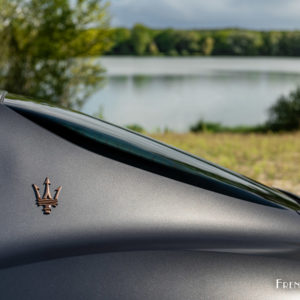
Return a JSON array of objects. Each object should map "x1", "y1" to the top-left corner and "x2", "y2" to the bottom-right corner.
[{"x1": 82, "y1": 57, "x2": 300, "y2": 132}]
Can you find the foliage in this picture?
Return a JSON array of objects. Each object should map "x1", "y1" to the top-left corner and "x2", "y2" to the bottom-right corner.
[
  {"x1": 0, "y1": 0, "x2": 112, "y2": 108},
  {"x1": 189, "y1": 119, "x2": 268, "y2": 133},
  {"x1": 130, "y1": 24, "x2": 152, "y2": 56},
  {"x1": 190, "y1": 120, "x2": 224, "y2": 133},
  {"x1": 150, "y1": 132, "x2": 300, "y2": 195},
  {"x1": 189, "y1": 86, "x2": 300, "y2": 133},
  {"x1": 93, "y1": 105, "x2": 105, "y2": 120},
  {"x1": 154, "y1": 29, "x2": 179, "y2": 55},
  {"x1": 109, "y1": 28, "x2": 132, "y2": 54},
  {"x1": 106, "y1": 25, "x2": 300, "y2": 57},
  {"x1": 201, "y1": 37, "x2": 214, "y2": 56},
  {"x1": 126, "y1": 123, "x2": 145, "y2": 133},
  {"x1": 225, "y1": 31, "x2": 263, "y2": 55},
  {"x1": 267, "y1": 87, "x2": 300, "y2": 131},
  {"x1": 174, "y1": 31, "x2": 200, "y2": 55}
]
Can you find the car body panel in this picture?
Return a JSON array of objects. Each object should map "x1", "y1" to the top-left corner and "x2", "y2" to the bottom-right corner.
[{"x1": 1, "y1": 94, "x2": 300, "y2": 299}]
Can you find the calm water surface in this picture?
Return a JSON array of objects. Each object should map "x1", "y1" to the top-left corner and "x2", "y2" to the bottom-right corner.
[{"x1": 82, "y1": 57, "x2": 300, "y2": 132}]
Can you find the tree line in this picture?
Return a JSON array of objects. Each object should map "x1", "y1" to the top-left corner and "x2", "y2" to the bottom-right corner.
[{"x1": 107, "y1": 24, "x2": 300, "y2": 56}]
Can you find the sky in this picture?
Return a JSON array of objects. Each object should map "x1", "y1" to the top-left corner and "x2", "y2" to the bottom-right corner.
[{"x1": 109, "y1": 0, "x2": 300, "y2": 30}]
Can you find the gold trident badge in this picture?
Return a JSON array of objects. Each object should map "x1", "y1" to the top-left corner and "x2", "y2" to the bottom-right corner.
[{"x1": 33, "y1": 177, "x2": 62, "y2": 214}]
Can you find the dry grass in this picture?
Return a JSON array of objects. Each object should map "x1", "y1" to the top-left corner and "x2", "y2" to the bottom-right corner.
[{"x1": 149, "y1": 132, "x2": 300, "y2": 195}]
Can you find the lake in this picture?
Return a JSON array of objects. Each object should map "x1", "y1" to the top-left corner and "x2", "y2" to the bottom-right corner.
[{"x1": 82, "y1": 57, "x2": 300, "y2": 132}]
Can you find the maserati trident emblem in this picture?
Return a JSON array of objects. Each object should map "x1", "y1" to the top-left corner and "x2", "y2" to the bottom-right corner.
[{"x1": 33, "y1": 177, "x2": 62, "y2": 214}]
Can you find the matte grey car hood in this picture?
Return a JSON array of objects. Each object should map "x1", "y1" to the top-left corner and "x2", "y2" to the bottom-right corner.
[{"x1": 1, "y1": 93, "x2": 300, "y2": 299}]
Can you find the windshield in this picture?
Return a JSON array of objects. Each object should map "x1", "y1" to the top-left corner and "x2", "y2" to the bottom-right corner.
[{"x1": 4, "y1": 94, "x2": 300, "y2": 212}]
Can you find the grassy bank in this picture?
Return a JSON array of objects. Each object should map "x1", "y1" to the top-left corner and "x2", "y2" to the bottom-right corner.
[{"x1": 149, "y1": 131, "x2": 300, "y2": 195}]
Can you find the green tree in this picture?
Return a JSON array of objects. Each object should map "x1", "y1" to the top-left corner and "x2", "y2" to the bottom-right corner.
[
  {"x1": 126, "y1": 123, "x2": 145, "y2": 133},
  {"x1": 109, "y1": 28, "x2": 132, "y2": 55},
  {"x1": 201, "y1": 36, "x2": 214, "y2": 56},
  {"x1": 0, "y1": 0, "x2": 112, "y2": 108},
  {"x1": 148, "y1": 42, "x2": 159, "y2": 55},
  {"x1": 279, "y1": 32, "x2": 300, "y2": 56},
  {"x1": 130, "y1": 24, "x2": 152, "y2": 55},
  {"x1": 260, "y1": 31, "x2": 282, "y2": 55},
  {"x1": 212, "y1": 30, "x2": 232, "y2": 55},
  {"x1": 175, "y1": 31, "x2": 200, "y2": 55},
  {"x1": 226, "y1": 31, "x2": 263, "y2": 55},
  {"x1": 267, "y1": 87, "x2": 300, "y2": 131},
  {"x1": 154, "y1": 29, "x2": 179, "y2": 55}
]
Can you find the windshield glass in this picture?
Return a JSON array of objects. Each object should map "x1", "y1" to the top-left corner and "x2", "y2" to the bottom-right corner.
[{"x1": 4, "y1": 94, "x2": 300, "y2": 211}]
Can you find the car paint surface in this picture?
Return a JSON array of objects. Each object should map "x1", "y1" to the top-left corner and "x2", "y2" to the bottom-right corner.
[{"x1": 1, "y1": 94, "x2": 300, "y2": 299}]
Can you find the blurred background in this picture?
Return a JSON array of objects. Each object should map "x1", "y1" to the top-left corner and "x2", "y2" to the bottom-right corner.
[{"x1": 1, "y1": 0, "x2": 300, "y2": 193}]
